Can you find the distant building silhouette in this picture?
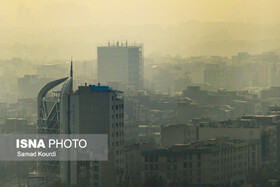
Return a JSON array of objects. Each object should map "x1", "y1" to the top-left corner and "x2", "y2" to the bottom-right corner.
[{"x1": 98, "y1": 41, "x2": 144, "y2": 90}]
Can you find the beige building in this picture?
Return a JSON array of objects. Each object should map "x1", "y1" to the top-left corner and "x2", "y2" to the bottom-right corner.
[
  {"x1": 141, "y1": 138, "x2": 261, "y2": 186},
  {"x1": 161, "y1": 119, "x2": 278, "y2": 167},
  {"x1": 199, "y1": 125, "x2": 277, "y2": 166},
  {"x1": 1, "y1": 118, "x2": 36, "y2": 134},
  {"x1": 199, "y1": 127, "x2": 262, "y2": 141},
  {"x1": 124, "y1": 143, "x2": 155, "y2": 187},
  {"x1": 160, "y1": 124, "x2": 198, "y2": 148}
]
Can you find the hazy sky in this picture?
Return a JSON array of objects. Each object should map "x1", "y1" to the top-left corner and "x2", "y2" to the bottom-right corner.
[
  {"x1": 1, "y1": 0, "x2": 280, "y2": 59},
  {"x1": 1, "y1": 0, "x2": 280, "y2": 27}
]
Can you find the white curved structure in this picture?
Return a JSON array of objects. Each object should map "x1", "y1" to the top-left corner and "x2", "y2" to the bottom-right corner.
[{"x1": 37, "y1": 76, "x2": 72, "y2": 180}]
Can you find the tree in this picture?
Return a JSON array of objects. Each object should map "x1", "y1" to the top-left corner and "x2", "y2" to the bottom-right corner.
[
  {"x1": 143, "y1": 176, "x2": 165, "y2": 187},
  {"x1": 50, "y1": 179, "x2": 67, "y2": 187}
]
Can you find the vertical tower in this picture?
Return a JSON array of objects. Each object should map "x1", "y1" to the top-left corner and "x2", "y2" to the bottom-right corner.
[
  {"x1": 70, "y1": 57, "x2": 73, "y2": 92},
  {"x1": 37, "y1": 76, "x2": 71, "y2": 183},
  {"x1": 69, "y1": 84, "x2": 125, "y2": 186},
  {"x1": 97, "y1": 41, "x2": 144, "y2": 90},
  {"x1": 38, "y1": 60, "x2": 124, "y2": 186},
  {"x1": 37, "y1": 60, "x2": 74, "y2": 184}
]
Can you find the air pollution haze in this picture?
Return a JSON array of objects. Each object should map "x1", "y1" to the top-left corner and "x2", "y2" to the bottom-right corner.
[
  {"x1": 2, "y1": 1, "x2": 280, "y2": 187},
  {"x1": 1, "y1": 0, "x2": 280, "y2": 59}
]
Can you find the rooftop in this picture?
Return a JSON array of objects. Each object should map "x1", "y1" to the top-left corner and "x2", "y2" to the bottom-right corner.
[{"x1": 141, "y1": 137, "x2": 255, "y2": 156}]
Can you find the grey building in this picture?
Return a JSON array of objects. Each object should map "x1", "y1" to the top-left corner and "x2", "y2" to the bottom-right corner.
[
  {"x1": 70, "y1": 83, "x2": 125, "y2": 187},
  {"x1": 37, "y1": 61, "x2": 124, "y2": 186},
  {"x1": 97, "y1": 41, "x2": 144, "y2": 90}
]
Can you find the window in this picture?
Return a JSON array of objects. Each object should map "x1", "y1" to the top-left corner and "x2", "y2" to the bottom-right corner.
[
  {"x1": 94, "y1": 166, "x2": 99, "y2": 172},
  {"x1": 145, "y1": 172, "x2": 149, "y2": 178},
  {"x1": 183, "y1": 162, "x2": 187, "y2": 168},
  {"x1": 197, "y1": 153, "x2": 201, "y2": 160},
  {"x1": 167, "y1": 164, "x2": 170, "y2": 170},
  {"x1": 173, "y1": 165, "x2": 177, "y2": 170},
  {"x1": 189, "y1": 154, "x2": 192, "y2": 160},
  {"x1": 167, "y1": 173, "x2": 171, "y2": 178},
  {"x1": 145, "y1": 164, "x2": 148, "y2": 170},
  {"x1": 145, "y1": 156, "x2": 148, "y2": 162},
  {"x1": 150, "y1": 164, "x2": 153, "y2": 170},
  {"x1": 155, "y1": 164, "x2": 159, "y2": 170},
  {"x1": 189, "y1": 162, "x2": 192, "y2": 168},
  {"x1": 197, "y1": 161, "x2": 201, "y2": 168},
  {"x1": 155, "y1": 156, "x2": 159, "y2": 162},
  {"x1": 167, "y1": 157, "x2": 171, "y2": 162}
]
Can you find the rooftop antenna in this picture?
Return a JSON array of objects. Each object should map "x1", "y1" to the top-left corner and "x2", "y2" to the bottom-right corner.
[
  {"x1": 70, "y1": 56, "x2": 73, "y2": 78},
  {"x1": 70, "y1": 56, "x2": 73, "y2": 92}
]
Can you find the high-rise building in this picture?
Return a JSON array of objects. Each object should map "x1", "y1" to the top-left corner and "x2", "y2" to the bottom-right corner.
[
  {"x1": 69, "y1": 83, "x2": 125, "y2": 187},
  {"x1": 97, "y1": 41, "x2": 144, "y2": 90},
  {"x1": 37, "y1": 63, "x2": 73, "y2": 184},
  {"x1": 37, "y1": 61, "x2": 124, "y2": 186}
]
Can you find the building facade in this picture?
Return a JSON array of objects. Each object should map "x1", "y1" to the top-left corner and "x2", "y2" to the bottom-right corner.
[
  {"x1": 141, "y1": 138, "x2": 261, "y2": 186},
  {"x1": 37, "y1": 62, "x2": 124, "y2": 186},
  {"x1": 70, "y1": 84, "x2": 125, "y2": 187},
  {"x1": 97, "y1": 42, "x2": 144, "y2": 90},
  {"x1": 160, "y1": 124, "x2": 198, "y2": 148}
]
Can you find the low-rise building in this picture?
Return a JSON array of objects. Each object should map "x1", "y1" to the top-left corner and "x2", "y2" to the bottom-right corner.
[
  {"x1": 124, "y1": 143, "x2": 155, "y2": 187},
  {"x1": 161, "y1": 124, "x2": 198, "y2": 148},
  {"x1": 141, "y1": 138, "x2": 261, "y2": 186}
]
